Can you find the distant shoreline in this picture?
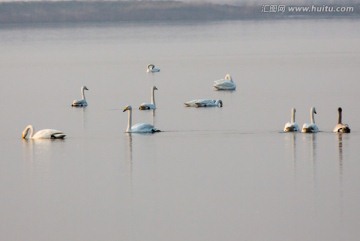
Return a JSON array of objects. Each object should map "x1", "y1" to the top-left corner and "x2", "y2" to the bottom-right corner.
[{"x1": 0, "y1": 1, "x2": 359, "y2": 24}]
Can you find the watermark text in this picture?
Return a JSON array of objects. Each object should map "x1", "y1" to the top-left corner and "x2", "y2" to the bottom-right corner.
[{"x1": 261, "y1": 5, "x2": 354, "y2": 14}]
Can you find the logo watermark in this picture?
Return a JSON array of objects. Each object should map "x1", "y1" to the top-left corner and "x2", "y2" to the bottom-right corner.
[{"x1": 261, "y1": 4, "x2": 355, "y2": 14}]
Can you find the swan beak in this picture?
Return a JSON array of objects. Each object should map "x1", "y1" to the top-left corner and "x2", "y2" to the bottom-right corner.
[
  {"x1": 123, "y1": 106, "x2": 130, "y2": 112},
  {"x1": 22, "y1": 129, "x2": 29, "y2": 139}
]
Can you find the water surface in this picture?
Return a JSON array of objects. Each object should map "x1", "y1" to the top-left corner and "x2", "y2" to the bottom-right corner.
[{"x1": 1, "y1": 19, "x2": 360, "y2": 241}]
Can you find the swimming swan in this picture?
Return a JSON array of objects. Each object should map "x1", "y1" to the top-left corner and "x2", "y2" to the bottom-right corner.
[
  {"x1": 284, "y1": 108, "x2": 300, "y2": 132},
  {"x1": 302, "y1": 107, "x2": 319, "y2": 133},
  {"x1": 139, "y1": 86, "x2": 158, "y2": 110},
  {"x1": 146, "y1": 64, "x2": 160, "y2": 73},
  {"x1": 213, "y1": 74, "x2": 236, "y2": 90},
  {"x1": 22, "y1": 125, "x2": 66, "y2": 139},
  {"x1": 184, "y1": 99, "x2": 223, "y2": 108},
  {"x1": 123, "y1": 105, "x2": 160, "y2": 133},
  {"x1": 72, "y1": 86, "x2": 89, "y2": 107},
  {"x1": 333, "y1": 107, "x2": 351, "y2": 133}
]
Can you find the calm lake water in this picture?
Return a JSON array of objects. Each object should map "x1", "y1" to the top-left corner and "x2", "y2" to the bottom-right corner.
[{"x1": 1, "y1": 19, "x2": 360, "y2": 241}]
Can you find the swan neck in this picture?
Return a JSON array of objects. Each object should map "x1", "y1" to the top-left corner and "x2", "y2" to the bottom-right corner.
[
  {"x1": 338, "y1": 109, "x2": 342, "y2": 124},
  {"x1": 30, "y1": 125, "x2": 34, "y2": 138},
  {"x1": 127, "y1": 109, "x2": 132, "y2": 132},
  {"x1": 311, "y1": 109, "x2": 315, "y2": 124},
  {"x1": 81, "y1": 87, "x2": 86, "y2": 100},
  {"x1": 24, "y1": 125, "x2": 34, "y2": 139},
  {"x1": 291, "y1": 109, "x2": 295, "y2": 123},
  {"x1": 151, "y1": 88, "x2": 155, "y2": 105}
]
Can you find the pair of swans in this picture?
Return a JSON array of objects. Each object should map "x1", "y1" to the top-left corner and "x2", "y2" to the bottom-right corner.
[
  {"x1": 213, "y1": 74, "x2": 236, "y2": 91},
  {"x1": 284, "y1": 107, "x2": 319, "y2": 133},
  {"x1": 146, "y1": 64, "x2": 160, "y2": 73},
  {"x1": 72, "y1": 86, "x2": 89, "y2": 107},
  {"x1": 184, "y1": 99, "x2": 223, "y2": 108},
  {"x1": 284, "y1": 107, "x2": 350, "y2": 133},
  {"x1": 22, "y1": 107, "x2": 161, "y2": 138},
  {"x1": 139, "y1": 86, "x2": 157, "y2": 110}
]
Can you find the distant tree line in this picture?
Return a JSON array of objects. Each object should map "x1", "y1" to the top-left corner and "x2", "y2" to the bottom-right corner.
[{"x1": 0, "y1": 1, "x2": 359, "y2": 24}]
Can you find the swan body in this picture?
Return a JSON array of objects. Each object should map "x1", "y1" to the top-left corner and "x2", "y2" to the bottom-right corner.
[
  {"x1": 333, "y1": 107, "x2": 351, "y2": 133},
  {"x1": 123, "y1": 105, "x2": 160, "y2": 133},
  {"x1": 184, "y1": 99, "x2": 223, "y2": 108},
  {"x1": 284, "y1": 108, "x2": 299, "y2": 132},
  {"x1": 22, "y1": 125, "x2": 66, "y2": 139},
  {"x1": 72, "y1": 86, "x2": 89, "y2": 107},
  {"x1": 213, "y1": 74, "x2": 236, "y2": 90},
  {"x1": 139, "y1": 86, "x2": 158, "y2": 110},
  {"x1": 146, "y1": 64, "x2": 160, "y2": 73},
  {"x1": 302, "y1": 107, "x2": 319, "y2": 133}
]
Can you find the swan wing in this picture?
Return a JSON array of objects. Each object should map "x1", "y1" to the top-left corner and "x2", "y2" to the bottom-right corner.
[
  {"x1": 333, "y1": 124, "x2": 351, "y2": 133},
  {"x1": 194, "y1": 99, "x2": 216, "y2": 107},
  {"x1": 185, "y1": 99, "x2": 219, "y2": 107},
  {"x1": 32, "y1": 129, "x2": 66, "y2": 139},
  {"x1": 213, "y1": 80, "x2": 236, "y2": 90},
  {"x1": 139, "y1": 103, "x2": 156, "y2": 110},
  {"x1": 72, "y1": 99, "x2": 87, "y2": 107},
  {"x1": 184, "y1": 99, "x2": 200, "y2": 107},
  {"x1": 302, "y1": 123, "x2": 319, "y2": 133},
  {"x1": 284, "y1": 122, "x2": 299, "y2": 132},
  {"x1": 147, "y1": 65, "x2": 160, "y2": 73},
  {"x1": 130, "y1": 123, "x2": 159, "y2": 133}
]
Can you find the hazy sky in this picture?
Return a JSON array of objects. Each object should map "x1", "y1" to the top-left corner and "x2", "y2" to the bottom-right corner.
[{"x1": 0, "y1": 0, "x2": 359, "y2": 6}]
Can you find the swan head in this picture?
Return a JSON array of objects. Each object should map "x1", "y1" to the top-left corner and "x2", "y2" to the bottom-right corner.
[
  {"x1": 311, "y1": 107, "x2": 317, "y2": 114},
  {"x1": 217, "y1": 100, "x2": 223, "y2": 107},
  {"x1": 225, "y1": 74, "x2": 232, "y2": 81},
  {"x1": 82, "y1": 86, "x2": 89, "y2": 91},
  {"x1": 147, "y1": 64, "x2": 155, "y2": 70},
  {"x1": 338, "y1": 107, "x2": 343, "y2": 113},
  {"x1": 153, "y1": 86, "x2": 158, "y2": 91},
  {"x1": 123, "y1": 105, "x2": 132, "y2": 112},
  {"x1": 22, "y1": 125, "x2": 32, "y2": 139}
]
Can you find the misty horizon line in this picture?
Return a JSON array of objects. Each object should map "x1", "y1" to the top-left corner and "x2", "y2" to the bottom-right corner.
[{"x1": 0, "y1": 0, "x2": 359, "y2": 24}]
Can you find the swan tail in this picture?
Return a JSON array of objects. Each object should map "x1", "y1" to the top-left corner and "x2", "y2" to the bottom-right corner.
[
  {"x1": 152, "y1": 129, "x2": 161, "y2": 133},
  {"x1": 139, "y1": 105, "x2": 149, "y2": 110},
  {"x1": 51, "y1": 133, "x2": 66, "y2": 139},
  {"x1": 302, "y1": 125, "x2": 318, "y2": 133},
  {"x1": 284, "y1": 126, "x2": 297, "y2": 132},
  {"x1": 72, "y1": 102, "x2": 87, "y2": 107},
  {"x1": 338, "y1": 126, "x2": 351, "y2": 133}
]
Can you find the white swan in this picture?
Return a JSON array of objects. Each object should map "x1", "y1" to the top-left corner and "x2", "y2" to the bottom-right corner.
[
  {"x1": 139, "y1": 86, "x2": 158, "y2": 110},
  {"x1": 302, "y1": 107, "x2": 319, "y2": 133},
  {"x1": 22, "y1": 125, "x2": 66, "y2": 139},
  {"x1": 284, "y1": 108, "x2": 300, "y2": 132},
  {"x1": 213, "y1": 74, "x2": 236, "y2": 90},
  {"x1": 123, "y1": 105, "x2": 160, "y2": 133},
  {"x1": 333, "y1": 107, "x2": 351, "y2": 133},
  {"x1": 72, "y1": 86, "x2": 89, "y2": 107},
  {"x1": 184, "y1": 99, "x2": 223, "y2": 108},
  {"x1": 146, "y1": 64, "x2": 160, "y2": 73}
]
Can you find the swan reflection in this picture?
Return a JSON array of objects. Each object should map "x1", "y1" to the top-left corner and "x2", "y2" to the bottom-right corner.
[
  {"x1": 22, "y1": 138, "x2": 65, "y2": 180},
  {"x1": 125, "y1": 133, "x2": 133, "y2": 177},
  {"x1": 284, "y1": 132, "x2": 297, "y2": 179},
  {"x1": 337, "y1": 133, "x2": 348, "y2": 219}
]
